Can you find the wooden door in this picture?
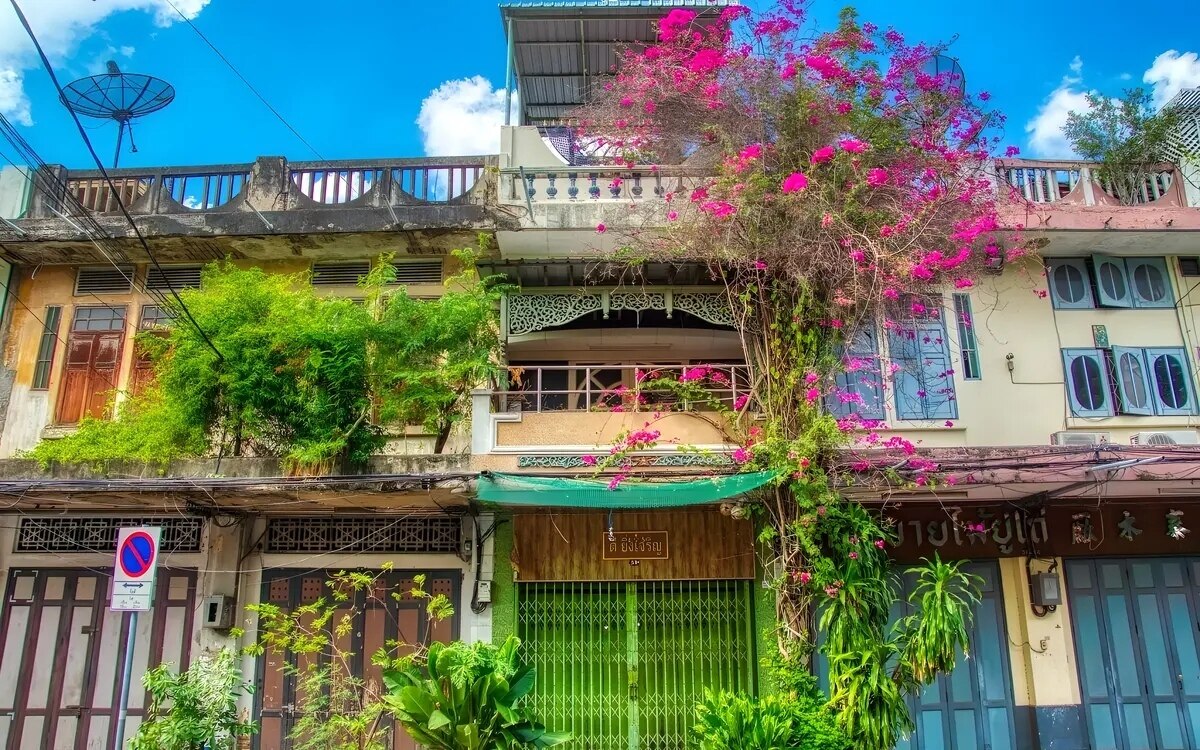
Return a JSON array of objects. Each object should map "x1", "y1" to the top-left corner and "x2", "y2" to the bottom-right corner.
[{"x1": 56, "y1": 307, "x2": 127, "y2": 424}]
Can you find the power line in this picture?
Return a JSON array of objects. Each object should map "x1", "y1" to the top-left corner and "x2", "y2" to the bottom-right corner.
[
  {"x1": 7, "y1": 0, "x2": 224, "y2": 364},
  {"x1": 162, "y1": 0, "x2": 326, "y2": 161}
]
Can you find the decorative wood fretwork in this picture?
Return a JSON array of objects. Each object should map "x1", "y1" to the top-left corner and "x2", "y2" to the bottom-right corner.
[{"x1": 505, "y1": 290, "x2": 733, "y2": 335}]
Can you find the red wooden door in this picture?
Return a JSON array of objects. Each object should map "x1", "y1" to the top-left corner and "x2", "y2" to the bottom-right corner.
[{"x1": 56, "y1": 307, "x2": 127, "y2": 424}]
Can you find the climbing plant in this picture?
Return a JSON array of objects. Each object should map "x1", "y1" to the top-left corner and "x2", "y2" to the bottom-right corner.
[
  {"x1": 28, "y1": 235, "x2": 505, "y2": 471},
  {"x1": 575, "y1": 3, "x2": 1032, "y2": 747}
]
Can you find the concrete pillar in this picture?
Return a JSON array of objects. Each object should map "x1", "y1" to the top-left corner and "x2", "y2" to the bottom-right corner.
[
  {"x1": 244, "y1": 156, "x2": 288, "y2": 213},
  {"x1": 195, "y1": 517, "x2": 246, "y2": 654},
  {"x1": 1000, "y1": 557, "x2": 1087, "y2": 750},
  {"x1": 1181, "y1": 158, "x2": 1200, "y2": 209}
]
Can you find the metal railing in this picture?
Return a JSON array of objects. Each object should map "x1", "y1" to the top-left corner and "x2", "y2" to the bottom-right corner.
[
  {"x1": 62, "y1": 163, "x2": 254, "y2": 214},
  {"x1": 289, "y1": 160, "x2": 485, "y2": 205},
  {"x1": 498, "y1": 363, "x2": 751, "y2": 413}
]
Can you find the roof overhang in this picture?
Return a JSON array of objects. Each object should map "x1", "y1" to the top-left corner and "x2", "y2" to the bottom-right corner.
[{"x1": 499, "y1": 0, "x2": 734, "y2": 125}]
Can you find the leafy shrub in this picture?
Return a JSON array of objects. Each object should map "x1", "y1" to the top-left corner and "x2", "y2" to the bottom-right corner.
[
  {"x1": 693, "y1": 687, "x2": 847, "y2": 750},
  {"x1": 384, "y1": 635, "x2": 571, "y2": 750},
  {"x1": 130, "y1": 647, "x2": 256, "y2": 750}
]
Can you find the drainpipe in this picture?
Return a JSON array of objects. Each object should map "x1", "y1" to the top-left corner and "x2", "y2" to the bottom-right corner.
[{"x1": 504, "y1": 16, "x2": 515, "y2": 127}]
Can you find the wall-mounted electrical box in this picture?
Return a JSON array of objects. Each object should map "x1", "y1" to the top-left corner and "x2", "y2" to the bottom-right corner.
[
  {"x1": 201, "y1": 595, "x2": 235, "y2": 629},
  {"x1": 1030, "y1": 572, "x2": 1062, "y2": 607},
  {"x1": 476, "y1": 580, "x2": 492, "y2": 604}
]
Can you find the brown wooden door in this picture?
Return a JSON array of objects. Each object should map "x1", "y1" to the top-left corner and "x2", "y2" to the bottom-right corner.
[
  {"x1": 0, "y1": 568, "x2": 195, "y2": 750},
  {"x1": 56, "y1": 307, "x2": 127, "y2": 424},
  {"x1": 256, "y1": 569, "x2": 459, "y2": 750}
]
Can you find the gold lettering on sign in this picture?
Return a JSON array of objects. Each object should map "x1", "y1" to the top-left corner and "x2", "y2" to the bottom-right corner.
[{"x1": 602, "y1": 531, "x2": 669, "y2": 560}]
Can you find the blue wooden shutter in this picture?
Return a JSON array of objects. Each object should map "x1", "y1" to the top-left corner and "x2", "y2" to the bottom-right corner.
[
  {"x1": 889, "y1": 318, "x2": 958, "y2": 420},
  {"x1": 1145, "y1": 347, "x2": 1199, "y2": 416},
  {"x1": 1047, "y1": 259, "x2": 1095, "y2": 309},
  {"x1": 1128, "y1": 257, "x2": 1175, "y2": 308},
  {"x1": 1092, "y1": 255, "x2": 1132, "y2": 307},
  {"x1": 1112, "y1": 346, "x2": 1154, "y2": 415},
  {"x1": 1062, "y1": 348, "x2": 1115, "y2": 417},
  {"x1": 827, "y1": 326, "x2": 885, "y2": 420}
]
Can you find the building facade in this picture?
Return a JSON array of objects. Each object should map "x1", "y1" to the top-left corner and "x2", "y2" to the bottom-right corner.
[{"x1": 0, "y1": 3, "x2": 1197, "y2": 750}]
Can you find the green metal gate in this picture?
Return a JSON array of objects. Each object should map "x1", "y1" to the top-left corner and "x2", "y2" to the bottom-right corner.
[{"x1": 517, "y1": 580, "x2": 756, "y2": 750}]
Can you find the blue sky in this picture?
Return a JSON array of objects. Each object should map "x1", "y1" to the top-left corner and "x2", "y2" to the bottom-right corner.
[{"x1": 1, "y1": 0, "x2": 1198, "y2": 170}]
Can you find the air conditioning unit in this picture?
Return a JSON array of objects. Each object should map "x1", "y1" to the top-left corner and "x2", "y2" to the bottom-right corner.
[
  {"x1": 1051, "y1": 431, "x2": 1110, "y2": 446},
  {"x1": 1131, "y1": 430, "x2": 1200, "y2": 446}
]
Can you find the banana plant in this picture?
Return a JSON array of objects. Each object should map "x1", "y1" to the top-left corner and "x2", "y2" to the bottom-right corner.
[{"x1": 383, "y1": 635, "x2": 571, "y2": 750}]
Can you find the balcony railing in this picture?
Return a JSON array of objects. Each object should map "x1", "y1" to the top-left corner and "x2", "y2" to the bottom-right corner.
[
  {"x1": 502, "y1": 165, "x2": 706, "y2": 203},
  {"x1": 27, "y1": 155, "x2": 495, "y2": 219},
  {"x1": 995, "y1": 159, "x2": 1184, "y2": 207},
  {"x1": 498, "y1": 364, "x2": 751, "y2": 413}
]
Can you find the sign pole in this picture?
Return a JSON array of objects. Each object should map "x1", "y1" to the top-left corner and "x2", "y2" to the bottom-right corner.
[
  {"x1": 112, "y1": 610, "x2": 138, "y2": 749},
  {"x1": 109, "y1": 526, "x2": 161, "y2": 750}
]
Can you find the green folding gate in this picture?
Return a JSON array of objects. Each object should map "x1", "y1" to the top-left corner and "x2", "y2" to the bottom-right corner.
[{"x1": 517, "y1": 580, "x2": 756, "y2": 750}]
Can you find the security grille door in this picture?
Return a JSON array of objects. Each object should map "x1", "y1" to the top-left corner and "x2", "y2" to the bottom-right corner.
[
  {"x1": 1067, "y1": 558, "x2": 1200, "y2": 750},
  {"x1": 518, "y1": 580, "x2": 755, "y2": 750},
  {"x1": 0, "y1": 568, "x2": 196, "y2": 749}
]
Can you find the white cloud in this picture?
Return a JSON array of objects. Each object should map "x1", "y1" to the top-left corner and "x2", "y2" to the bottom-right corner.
[
  {"x1": 1025, "y1": 58, "x2": 1091, "y2": 157},
  {"x1": 0, "y1": 0, "x2": 210, "y2": 125},
  {"x1": 416, "y1": 76, "x2": 515, "y2": 156},
  {"x1": 1119, "y1": 72, "x2": 1132, "y2": 81},
  {"x1": 119, "y1": 45, "x2": 135, "y2": 58},
  {"x1": 1144, "y1": 50, "x2": 1200, "y2": 108}
]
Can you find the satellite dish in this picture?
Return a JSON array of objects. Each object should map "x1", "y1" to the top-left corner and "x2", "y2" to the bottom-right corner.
[
  {"x1": 920, "y1": 54, "x2": 966, "y2": 100},
  {"x1": 61, "y1": 61, "x2": 176, "y2": 168}
]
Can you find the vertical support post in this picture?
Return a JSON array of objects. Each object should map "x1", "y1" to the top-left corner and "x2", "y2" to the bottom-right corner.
[
  {"x1": 113, "y1": 121, "x2": 125, "y2": 170},
  {"x1": 113, "y1": 610, "x2": 138, "y2": 748},
  {"x1": 504, "y1": 16, "x2": 515, "y2": 127}
]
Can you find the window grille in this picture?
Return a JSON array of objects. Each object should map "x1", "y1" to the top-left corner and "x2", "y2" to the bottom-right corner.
[
  {"x1": 264, "y1": 516, "x2": 462, "y2": 554},
  {"x1": 15, "y1": 516, "x2": 203, "y2": 553}
]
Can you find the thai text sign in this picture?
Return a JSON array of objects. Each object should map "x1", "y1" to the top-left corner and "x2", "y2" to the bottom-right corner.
[{"x1": 603, "y1": 531, "x2": 669, "y2": 560}]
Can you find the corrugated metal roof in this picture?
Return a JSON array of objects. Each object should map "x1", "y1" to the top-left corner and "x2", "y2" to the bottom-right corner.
[{"x1": 501, "y1": 0, "x2": 735, "y2": 124}]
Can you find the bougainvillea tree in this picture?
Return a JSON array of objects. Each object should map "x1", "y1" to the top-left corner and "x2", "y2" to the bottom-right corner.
[{"x1": 576, "y1": 3, "x2": 1029, "y2": 747}]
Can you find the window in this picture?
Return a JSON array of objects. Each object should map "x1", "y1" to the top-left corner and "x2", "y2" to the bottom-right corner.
[
  {"x1": 1063, "y1": 346, "x2": 1198, "y2": 417},
  {"x1": 131, "y1": 305, "x2": 174, "y2": 394},
  {"x1": 1047, "y1": 256, "x2": 1174, "y2": 309},
  {"x1": 31, "y1": 306, "x2": 61, "y2": 390},
  {"x1": 1062, "y1": 349, "x2": 1114, "y2": 417},
  {"x1": 826, "y1": 327, "x2": 885, "y2": 420},
  {"x1": 953, "y1": 293, "x2": 980, "y2": 380},
  {"x1": 138, "y1": 305, "x2": 174, "y2": 330},
  {"x1": 56, "y1": 306, "x2": 127, "y2": 424},
  {"x1": 888, "y1": 314, "x2": 958, "y2": 420}
]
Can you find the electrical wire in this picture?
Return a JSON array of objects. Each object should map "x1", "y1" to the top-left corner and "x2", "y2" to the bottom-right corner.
[
  {"x1": 161, "y1": 0, "x2": 326, "y2": 161},
  {"x1": 7, "y1": 0, "x2": 223, "y2": 363}
]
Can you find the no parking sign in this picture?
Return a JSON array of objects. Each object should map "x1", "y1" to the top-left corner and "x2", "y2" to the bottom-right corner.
[{"x1": 111, "y1": 526, "x2": 161, "y2": 611}]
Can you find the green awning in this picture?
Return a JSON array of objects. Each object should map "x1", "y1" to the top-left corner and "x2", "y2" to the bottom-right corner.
[{"x1": 476, "y1": 471, "x2": 776, "y2": 509}]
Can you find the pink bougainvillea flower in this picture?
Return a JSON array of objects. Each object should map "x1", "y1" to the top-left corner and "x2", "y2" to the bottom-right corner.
[
  {"x1": 667, "y1": 210, "x2": 678, "y2": 221},
  {"x1": 849, "y1": 250, "x2": 866, "y2": 263},
  {"x1": 581, "y1": 455, "x2": 598, "y2": 466},
  {"x1": 733, "y1": 394, "x2": 750, "y2": 411},
  {"x1": 781, "y1": 172, "x2": 808, "y2": 193},
  {"x1": 836, "y1": 101, "x2": 853, "y2": 114},
  {"x1": 866, "y1": 167, "x2": 889, "y2": 187},
  {"x1": 879, "y1": 224, "x2": 895, "y2": 237},
  {"x1": 944, "y1": 420, "x2": 955, "y2": 428},
  {"x1": 798, "y1": 571, "x2": 812, "y2": 584},
  {"x1": 804, "y1": 371, "x2": 820, "y2": 385},
  {"x1": 822, "y1": 213, "x2": 834, "y2": 228},
  {"x1": 839, "y1": 138, "x2": 869, "y2": 153},
  {"x1": 596, "y1": 223, "x2": 607, "y2": 234},
  {"x1": 954, "y1": 278, "x2": 974, "y2": 289},
  {"x1": 619, "y1": 96, "x2": 634, "y2": 108},
  {"x1": 739, "y1": 143, "x2": 763, "y2": 161},
  {"x1": 752, "y1": 260, "x2": 767, "y2": 270},
  {"x1": 731, "y1": 447, "x2": 751, "y2": 464},
  {"x1": 811, "y1": 146, "x2": 836, "y2": 164},
  {"x1": 657, "y1": 8, "x2": 696, "y2": 41},
  {"x1": 805, "y1": 54, "x2": 839, "y2": 79},
  {"x1": 804, "y1": 388, "x2": 821, "y2": 402},
  {"x1": 875, "y1": 539, "x2": 886, "y2": 549},
  {"x1": 689, "y1": 48, "x2": 725, "y2": 74},
  {"x1": 701, "y1": 200, "x2": 737, "y2": 218}
]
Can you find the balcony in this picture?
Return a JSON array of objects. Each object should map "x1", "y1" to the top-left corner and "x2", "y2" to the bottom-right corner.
[
  {"x1": 498, "y1": 126, "x2": 1200, "y2": 253},
  {"x1": 470, "y1": 364, "x2": 749, "y2": 472},
  {"x1": 4, "y1": 155, "x2": 499, "y2": 264}
]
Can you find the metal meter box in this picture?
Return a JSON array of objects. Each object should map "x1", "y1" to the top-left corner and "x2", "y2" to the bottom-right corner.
[{"x1": 201, "y1": 595, "x2": 235, "y2": 629}]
